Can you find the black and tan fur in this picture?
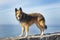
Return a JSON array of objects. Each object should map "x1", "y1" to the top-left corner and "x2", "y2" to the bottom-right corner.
[{"x1": 15, "y1": 7, "x2": 47, "y2": 37}]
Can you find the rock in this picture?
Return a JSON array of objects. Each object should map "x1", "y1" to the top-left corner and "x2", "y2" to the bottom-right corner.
[{"x1": 0, "y1": 32, "x2": 60, "y2": 40}]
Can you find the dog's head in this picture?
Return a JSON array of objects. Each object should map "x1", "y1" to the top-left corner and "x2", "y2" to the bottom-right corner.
[{"x1": 15, "y1": 7, "x2": 22, "y2": 20}]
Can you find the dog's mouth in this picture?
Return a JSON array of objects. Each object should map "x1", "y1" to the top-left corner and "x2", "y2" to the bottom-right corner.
[{"x1": 16, "y1": 14, "x2": 20, "y2": 20}]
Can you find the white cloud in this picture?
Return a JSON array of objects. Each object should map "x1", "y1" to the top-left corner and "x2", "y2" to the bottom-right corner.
[
  {"x1": 0, "y1": 0, "x2": 20, "y2": 11},
  {"x1": 21, "y1": 3, "x2": 60, "y2": 13},
  {"x1": 7, "y1": 2, "x2": 60, "y2": 13},
  {"x1": 0, "y1": 0, "x2": 8, "y2": 5},
  {"x1": 0, "y1": 0, "x2": 18, "y2": 5}
]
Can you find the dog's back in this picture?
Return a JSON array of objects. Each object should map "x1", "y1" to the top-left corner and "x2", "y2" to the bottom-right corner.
[{"x1": 19, "y1": 13, "x2": 38, "y2": 22}]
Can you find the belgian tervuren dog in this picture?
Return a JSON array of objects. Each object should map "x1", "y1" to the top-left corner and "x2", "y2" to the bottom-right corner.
[{"x1": 15, "y1": 7, "x2": 47, "y2": 37}]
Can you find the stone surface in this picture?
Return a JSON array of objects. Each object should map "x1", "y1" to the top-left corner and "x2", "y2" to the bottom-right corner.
[{"x1": 0, "y1": 32, "x2": 60, "y2": 40}]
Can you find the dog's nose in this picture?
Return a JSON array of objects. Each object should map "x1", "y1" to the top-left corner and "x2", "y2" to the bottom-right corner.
[{"x1": 18, "y1": 15, "x2": 20, "y2": 17}]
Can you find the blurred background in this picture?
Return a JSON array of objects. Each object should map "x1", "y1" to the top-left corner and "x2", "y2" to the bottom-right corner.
[{"x1": 0, "y1": 0, "x2": 60, "y2": 38}]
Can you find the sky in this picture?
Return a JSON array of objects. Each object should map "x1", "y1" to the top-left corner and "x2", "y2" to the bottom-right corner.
[{"x1": 0, "y1": 0, "x2": 60, "y2": 26}]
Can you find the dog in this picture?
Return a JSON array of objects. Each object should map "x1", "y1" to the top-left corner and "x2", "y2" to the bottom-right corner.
[{"x1": 15, "y1": 7, "x2": 47, "y2": 37}]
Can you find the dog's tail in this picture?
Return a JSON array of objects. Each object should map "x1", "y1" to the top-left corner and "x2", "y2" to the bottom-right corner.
[{"x1": 44, "y1": 25, "x2": 47, "y2": 29}]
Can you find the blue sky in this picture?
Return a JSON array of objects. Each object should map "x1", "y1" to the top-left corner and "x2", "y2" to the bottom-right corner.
[{"x1": 0, "y1": 0, "x2": 60, "y2": 26}]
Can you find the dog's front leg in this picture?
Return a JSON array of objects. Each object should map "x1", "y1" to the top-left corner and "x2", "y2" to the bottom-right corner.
[
  {"x1": 19, "y1": 26, "x2": 25, "y2": 37},
  {"x1": 25, "y1": 25, "x2": 29, "y2": 38}
]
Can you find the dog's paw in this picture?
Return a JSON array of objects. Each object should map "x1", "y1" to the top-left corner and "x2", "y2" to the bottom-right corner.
[
  {"x1": 19, "y1": 34, "x2": 23, "y2": 37},
  {"x1": 40, "y1": 34, "x2": 44, "y2": 38},
  {"x1": 24, "y1": 35, "x2": 28, "y2": 38}
]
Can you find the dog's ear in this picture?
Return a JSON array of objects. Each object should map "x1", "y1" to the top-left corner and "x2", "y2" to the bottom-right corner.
[
  {"x1": 15, "y1": 8, "x2": 17, "y2": 12},
  {"x1": 19, "y1": 7, "x2": 22, "y2": 11}
]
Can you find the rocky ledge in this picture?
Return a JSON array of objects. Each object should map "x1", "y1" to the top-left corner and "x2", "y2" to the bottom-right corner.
[{"x1": 0, "y1": 32, "x2": 60, "y2": 40}]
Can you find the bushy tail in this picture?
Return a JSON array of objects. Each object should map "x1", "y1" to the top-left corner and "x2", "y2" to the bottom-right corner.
[{"x1": 44, "y1": 25, "x2": 47, "y2": 29}]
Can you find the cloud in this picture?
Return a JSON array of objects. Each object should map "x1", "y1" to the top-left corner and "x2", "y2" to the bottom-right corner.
[
  {"x1": 0, "y1": 0, "x2": 17, "y2": 5},
  {"x1": 0, "y1": 0, "x2": 8, "y2": 5},
  {"x1": 0, "y1": 0, "x2": 20, "y2": 11},
  {"x1": 21, "y1": 0, "x2": 60, "y2": 8},
  {"x1": 22, "y1": 3, "x2": 60, "y2": 13}
]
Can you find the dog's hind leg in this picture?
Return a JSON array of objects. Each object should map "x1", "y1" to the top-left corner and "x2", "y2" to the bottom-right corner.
[{"x1": 38, "y1": 20, "x2": 45, "y2": 36}]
